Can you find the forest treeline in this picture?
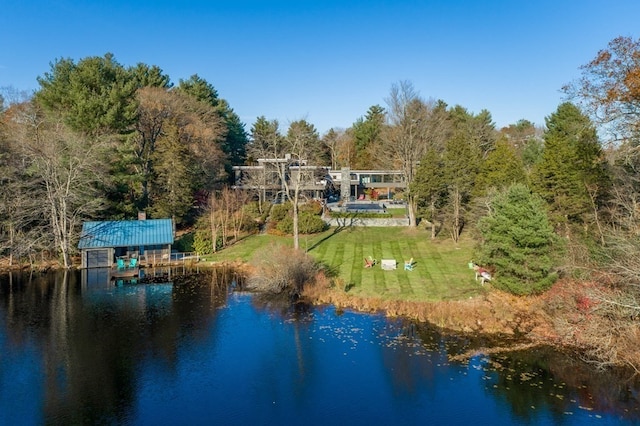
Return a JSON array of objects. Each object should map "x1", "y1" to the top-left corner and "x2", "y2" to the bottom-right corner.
[{"x1": 1, "y1": 37, "x2": 640, "y2": 307}]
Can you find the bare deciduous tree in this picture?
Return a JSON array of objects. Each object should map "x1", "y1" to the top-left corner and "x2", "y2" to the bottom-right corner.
[
  {"x1": 283, "y1": 120, "x2": 321, "y2": 250},
  {"x1": 203, "y1": 187, "x2": 250, "y2": 253},
  {"x1": 6, "y1": 102, "x2": 108, "y2": 268},
  {"x1": 383, "y1": 81, "x2": 434, "y2": 227}
]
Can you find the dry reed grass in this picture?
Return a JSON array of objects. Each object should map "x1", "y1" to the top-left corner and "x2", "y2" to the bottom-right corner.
[
  {"x1": 303, "y1": 274, "x2": 549, "y2": 336},
  {"x1": 304, "y1": 272, "x2": 640, "y2": 370}
]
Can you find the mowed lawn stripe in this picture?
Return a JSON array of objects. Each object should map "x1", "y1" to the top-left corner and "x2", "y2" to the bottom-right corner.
[
  {"x1": 213, "y1": 227, "x2": 484, "y2": 302},
  {"x1": 309, "y1": 227, "x2": 482, "y2": 301}
]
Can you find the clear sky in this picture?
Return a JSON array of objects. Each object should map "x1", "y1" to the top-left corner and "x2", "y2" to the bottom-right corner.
[{"x1": 1, "y1": 0, "x2": 639, "y2": 134}]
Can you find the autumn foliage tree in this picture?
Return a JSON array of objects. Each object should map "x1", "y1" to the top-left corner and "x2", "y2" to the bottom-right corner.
[
  {"x1": 564, "y1": 36, "x2": 640, "y2": 320},
  {"x1": 134, "y1": 87, "x2": 226, "y2": 223},
  {"x1": 564, "y1": 36, "x2": 640, "y2": 145}
]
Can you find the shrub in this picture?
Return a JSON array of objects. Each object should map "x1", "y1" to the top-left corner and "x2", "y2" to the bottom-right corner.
[
  {"x1": 299, "y1": 200, "x2": 323, "y2": 215},
  {"x1": 299, "y1": 212, "x2": 328, "y2": 233},
  {"x1": 276, "y1": 216, "x2": 293, "y2": 234},
  {"x1": 276, "y1": 212, "x2": 327, "y2": 234},
  {"x1": 269, "y1": 202, "x2": 291, "y2": 222},
  {"x1": 193, "y1": 228, "x2": 223, "y2": 255},
  {"x1": 243, "y1": 201, "x2": 270, "y2": 224},
  {"x1": 247, "y1": 245, "x2": 321, "y2": 297},
  {"x1": 240, "y1": 212, "x2": 260, "y2": 233},
  {"x1": 174, "y1": 232, "x2": 194, "y2": 252}
]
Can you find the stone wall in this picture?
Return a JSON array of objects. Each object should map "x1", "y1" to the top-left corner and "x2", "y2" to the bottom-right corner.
[{"x1": 323, "y1": 216, "x2": 410, "y2": 227}]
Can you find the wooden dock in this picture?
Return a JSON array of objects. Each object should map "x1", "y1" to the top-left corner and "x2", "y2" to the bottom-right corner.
[{"x1": 110, "y1": 266, "x2": 140, "y2": 279}]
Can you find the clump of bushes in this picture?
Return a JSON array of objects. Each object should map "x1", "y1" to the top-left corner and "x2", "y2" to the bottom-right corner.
[
  {"x1": 243, "y1": 201, "x2": 270, "y2": 229},
  {"x1": 247, "y1": 245, "x2": 322, "y2": 298},
  {"x1": 276, "y1": 214, "x2": 328, "y2": 234},
  {"x1": 269, "y1": 202, "x2": 291, "y2": 222},
  {"x1": 268, "y1": 200, "x2": 328, "y2": 235}
]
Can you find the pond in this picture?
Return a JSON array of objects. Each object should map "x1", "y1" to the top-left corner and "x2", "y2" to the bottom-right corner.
[{"x1": 0, "y1": 268, "x2": 638, "y2": 425}]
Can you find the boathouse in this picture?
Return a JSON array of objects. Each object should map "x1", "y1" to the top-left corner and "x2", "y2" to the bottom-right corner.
[{"x1": 78, "y1": 218, "x2": 174, "y2": 268}]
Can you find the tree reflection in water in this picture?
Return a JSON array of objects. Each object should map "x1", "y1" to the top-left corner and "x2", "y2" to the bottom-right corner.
[
  {"x1": 0, "y1": 268, "x2": 638, "y2": 425},
  {"x1": 0, "y1": 267, "x2": 241, "y2": 424}
]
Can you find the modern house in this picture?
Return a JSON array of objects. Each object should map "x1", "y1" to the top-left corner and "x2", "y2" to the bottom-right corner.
[
  {"x1": 78, "y1": 218, "x2": 174, "y2": 268},
  {"x1": 233, "y1": 157, "x2": 333, "y2": 203},
  {"x1": 232, "y1": 156, "x2": 406, "y2": 203},
  {"x1": 329, "y1": 168, "x2": 406, "y2": 201}
]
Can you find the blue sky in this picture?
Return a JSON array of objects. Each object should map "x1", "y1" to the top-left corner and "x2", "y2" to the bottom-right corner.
[{"x1": 1, "y1": 0, "x2": 639, "y2": 134}]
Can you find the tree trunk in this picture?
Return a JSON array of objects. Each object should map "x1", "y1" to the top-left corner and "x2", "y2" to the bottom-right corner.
[
  {"x1": 293, "y1": 188, "x2": 300, "y2": 250},
  {"x1": 452, "y1": 186, "x2": 461, "y2": 243},
  {"x1": 430, "y1": 200, "x2": 437, "y2": 240},
  {"x1": 407, "y1": 194, "x2": 418, "y2": 227}
]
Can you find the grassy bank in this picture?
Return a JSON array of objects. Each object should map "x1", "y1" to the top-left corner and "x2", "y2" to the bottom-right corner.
[{"x1": 208, "y1": 227, "x2": 485, "y2": 302}]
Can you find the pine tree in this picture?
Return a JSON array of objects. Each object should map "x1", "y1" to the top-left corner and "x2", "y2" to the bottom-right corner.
[
  {"x1": 350, "y1": 105, "x2": 385, "y2": 169},
  {"x1": 443, "y1": 131, "x2": 478, "y2": 242},
  {"x1": 475, "y1": 136, "x2": 526, "y2": 195},
  {"x1": 531, "y1": 103, "x2": 609, "y2": 229},
  {"x1": 411, "y1": 147, "x2": 445, "y2": 239},
  {"x1": 149, "y1": 123, "x2": 193, "y2": 222},
  {"x1": 476, "y1": 184, "x2": 560, "y2": 295}
]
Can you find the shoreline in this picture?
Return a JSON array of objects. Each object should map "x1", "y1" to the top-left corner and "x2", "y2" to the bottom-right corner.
[{"x1": 2, "y1": 261, "x2": 637, "y2": 371}]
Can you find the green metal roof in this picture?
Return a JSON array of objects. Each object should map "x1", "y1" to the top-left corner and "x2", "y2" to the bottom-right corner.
[{"x1": 78, "y1": 219, "x2": 174, "y2": 249}]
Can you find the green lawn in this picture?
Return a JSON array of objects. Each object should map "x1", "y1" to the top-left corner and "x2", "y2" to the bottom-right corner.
[{"x1": 207, "y1": 227, "x2": 485, "y2": 301}]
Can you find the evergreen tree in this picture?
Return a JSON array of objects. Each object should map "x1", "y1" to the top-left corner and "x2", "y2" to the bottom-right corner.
[
  {"x1": 35, "y1": 53, "x2": 138, "y2": 136},
  {"x1": 411, "y1": 146, "x2": 445, "y2": 238},
  {"x1": 248, "y1": 116, "x2": 283, "y2": 160},
  {"x1": 476, "y1": 184, "x2": 560, "y2": 295},
  {"x1": 443, "y1": 131, "x2": 478, "y2": 242},
  {"x1": 448, "y1": 105, "x2": 497, "y2": 158},
  {"x1": 176, "y1": 74, "x2": 219, "y2": 105},
  {"x1": 149, "y1": 123, "x2": 193, "y2": 222},
  {"x1": 475, "y1": 136, "x2": 526, "y2": 195},
  {"x1": 531, "y1": 102, "x2": 609, "y2": 228},
  {"x1": 128, "y1": 63, "x2": 172, "y2": 89},
  {"x1": 350, "y1": 105, "x2": 385, "y2": 169}
]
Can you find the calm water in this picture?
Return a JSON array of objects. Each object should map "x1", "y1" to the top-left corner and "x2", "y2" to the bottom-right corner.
[{"x1": 0, "y1": 269, "x2": 638, "y2": 425}]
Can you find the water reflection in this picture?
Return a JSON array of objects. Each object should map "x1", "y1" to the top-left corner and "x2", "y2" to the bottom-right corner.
[
  {"x1": 0, "y1": 269, "x2": 637, "y2": 425},
  {"x1": 0, "y1": 268, "x2": 240, "y2": 425}
]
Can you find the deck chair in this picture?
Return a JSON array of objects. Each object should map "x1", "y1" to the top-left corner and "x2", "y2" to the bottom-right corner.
[
  {"x1": 129, "y1": 257, "x2": 138, "y2": 268},
  {"x1": 364, "y1": 257, "x2": 376, "y2": 268},
  {"x1": 404, "y1": 258, "x2": 415, "y2": 271},
  {"x1": 475, "y1": 268, "x2": 491, "y2": 285},
  {"x1": 116, "y1": 258, "x2": 125, "y2": 270}
]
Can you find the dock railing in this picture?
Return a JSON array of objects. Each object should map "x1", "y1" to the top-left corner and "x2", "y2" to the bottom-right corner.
[{"x1": 143, "y1": 251, "x2": 200, "y2": 266}]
